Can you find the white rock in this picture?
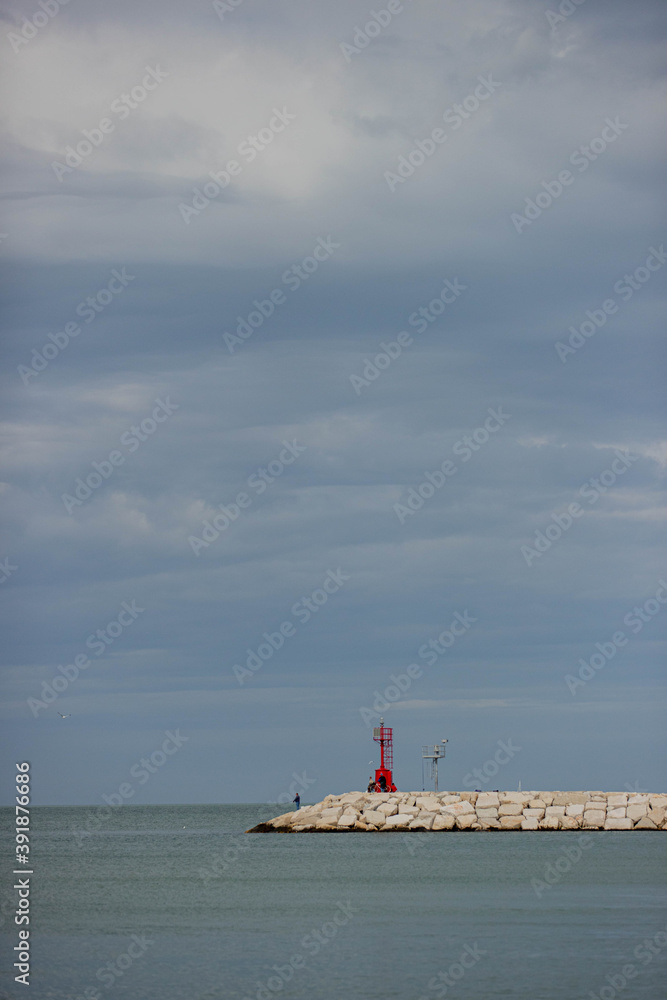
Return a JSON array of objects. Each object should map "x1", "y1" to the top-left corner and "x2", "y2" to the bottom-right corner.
[
  {"x1": 476, "y1": 792, "x2": 500, "y2": 809},
  {"x1": 553, "y1": 791, "x2": 589, "y2": 806},
  {"x1": 607, "y1": 807, "x2": 626, "y2": 819},
  {"x1": 499, "y1": 792, "x2": 532, "y2": 805},
  {"x1": 442, "y1": 794, "x2": 462, "y2": 804},
  {"x1": 432, "y1": 814, "x2": 456, "y2": 830},
  {"x1": 565, "y1": 804, "x2": 585, "y2": 817},
  {"x1": 398, "y1": 804, "x2": 418, "y2": 814},
  {"x1": 383, "y1": 813, "x2": 411, "y2": 829},
  {"x1": 523, "y1": 808, "x2": 545, "y2": 819},
  {"x1": 320, "y1": 807, "x2": 343, "y2": 822},
  {"x1": 540, "y1": 816, "x2": 561, "y2": 830},
  {"x1": 604, "y1": 817, "x2": 632, "y2": 830},
  {"x1": 337, "y1": 814, "x2": 357, "y2": 827},
  {"x1": 443, "y1": 801, "x2": 475, "y2": 817},
  {"x1": 338, "y1": 792, "x2": 366, "y2": 805},
  {"x1": 529, "y1": 799, "x2": 547, "y2": 809},
  {"x1": 521, "y1": 818, "x2": 539, "y2": 830},
  {"x1": 633, "y1": 817, "x2": 657, "y2": 830},
  {"x1": 606, "y1": 793, "x2": 628, "y2": 807},
  {"x1": 561, "y1": 815, "x2": 580, "y2": 829},
  {"x1": 456, "y1": 814, "x2": 476, "y2": 829},
  {"x1": 476, "y1": 808, "x2": 499, "y2": 820},
  {"x1": 415, "y1": 796, "x2": 440, "y2": 812},
  {"x1": 582, "y1": 811, "x2": 605, "y2": 828},
  {"x1": 362, "y1": 809, "x2": 386, "y2": 826},
  {"x1": 459, "y1": 792, "x2": 479, "y2": 804},
  {"x1": 628, "y1": 794, "x2": 649, "y2": 805},
  {"x1": 499, "y1": 815, "x2": 523, "y2": 829},
  {"x1": 545, "y1": 806, "x2": 566, "y2": 816},
  {"x1": 377, "y1": 802, "x2": 398, "y2": 816},
  {"x1": 626, "y1": 804, "x2": 648, "y2": 821},
  {"x1": 649, "y1": 794, "x2": 667, "y2": 809},
  {"x1": 409, "y1": 813, "x2": 435, "y2": 830},
  {"x1": 498, "y1": 803, "x2": 523, "y2": 816}
]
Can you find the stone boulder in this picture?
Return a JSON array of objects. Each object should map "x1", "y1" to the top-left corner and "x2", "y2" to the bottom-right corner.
[
  {"x1": 377, "y1": 801, "x2": 398, "y2": 816},
  {"x1": 383, "y1": 813, "x2": 411, "y2": 829},
  {"x1": 443, "y1": 801, "x2": 476, "y2": 817},
  {"x1": 432, "y1": 813, "x2": 456, "y2": 830},
  {"x1": 607, "y1": 807, "x2": 627, "y2": 819},
  {"x1": 626, "y1": 804, "x2": 648, "y2": 821},
  {"x1": 582, "y1": 811, "x2": 605, "y2": 828},
  {"x1": 604, "y1": 817, "x2": 632, "y2": 830},
  {"x1": 499, "y1": 815, "x2": 523, "y2": 829},
  {"x1": 476, "y1": 808, "x2": 499, "y2": 821},
  {"x1": 362, "y1": 809, "x2": 386, "y2": 827},
  {"x1": 498, "y1": 803, "x2": 522, "y2": 816},
  {"x1": 607, "y1": 793, "x2": 628, "y2": 807},
  {"x1": 456, "y1": 814, "x2": 476, "y2": 829},
  {"x1": 521, "y1": 818, "x2": 539, "y2": 830},
  {"x1": 476, "y1": 792, "x2": 500, "y2": 809},
  {"x1": 633, "y1": 817, "x2": 657, "y2": 830},
  {"x1": 553, "y1": 791, "x2": 589, "y2": 806}
]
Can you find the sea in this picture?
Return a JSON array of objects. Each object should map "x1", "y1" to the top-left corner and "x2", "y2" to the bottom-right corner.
[{"x1": 0, "y1": 804, "x2": 665, "y2": 1000}]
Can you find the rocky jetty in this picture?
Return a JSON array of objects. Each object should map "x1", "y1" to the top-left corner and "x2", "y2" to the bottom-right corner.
[{"x1": 247, "y1": 791, "x2": 667, "y2": 832}]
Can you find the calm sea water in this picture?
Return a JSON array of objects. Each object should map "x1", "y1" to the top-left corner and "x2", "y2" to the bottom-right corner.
[{"x1": 0, "y1": 804, "x2": 665, "y2": 1000}]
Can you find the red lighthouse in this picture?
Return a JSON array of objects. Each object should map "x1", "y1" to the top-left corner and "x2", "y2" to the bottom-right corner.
[{"x1": 372, "y1": 718, "x2": 396, "y2": 792}]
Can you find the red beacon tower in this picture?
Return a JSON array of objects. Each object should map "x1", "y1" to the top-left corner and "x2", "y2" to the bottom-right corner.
[{"x1": 372, "y1": 718, "x2": 396, "y2": 792}]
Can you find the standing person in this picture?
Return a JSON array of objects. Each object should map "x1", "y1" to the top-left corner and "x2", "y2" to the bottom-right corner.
[
  {"x1": 293, "y1": 793, "x2": 300, "y2": 810},
  {"x1": 367, "y1": 776, "x2": 375, "y2": 792}
]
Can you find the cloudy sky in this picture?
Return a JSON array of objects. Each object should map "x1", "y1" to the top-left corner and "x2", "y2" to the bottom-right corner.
[{"x1": 1, "y1": 0, "x2": 665, "y2": 805}]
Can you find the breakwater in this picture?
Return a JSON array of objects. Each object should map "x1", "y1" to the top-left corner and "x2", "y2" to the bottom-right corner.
[{"x1": 247, "y1": 790, "x2": 667, "y2": 832}]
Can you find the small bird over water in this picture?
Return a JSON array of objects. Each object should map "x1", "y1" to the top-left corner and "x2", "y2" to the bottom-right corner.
[{"x1": 57, "y1": 713, "x2": 71, "y2": 719}]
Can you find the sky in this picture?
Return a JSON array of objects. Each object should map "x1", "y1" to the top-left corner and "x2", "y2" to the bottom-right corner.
[{"x1": 1, "y1": 0, "x2": 665, "y2": 805}]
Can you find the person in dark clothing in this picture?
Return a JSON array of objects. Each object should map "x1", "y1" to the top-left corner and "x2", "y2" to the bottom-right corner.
[
  {"x1": 378, "y1": 775, "x2": 387, "y2": 792},
  {"x1": 293, "y1": 793, "x2": 300, "y2": 810}
]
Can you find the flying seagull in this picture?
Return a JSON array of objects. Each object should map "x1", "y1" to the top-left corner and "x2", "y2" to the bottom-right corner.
[{"x1": 57, "y1": 713, "x2": 71, "y2": 719}]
